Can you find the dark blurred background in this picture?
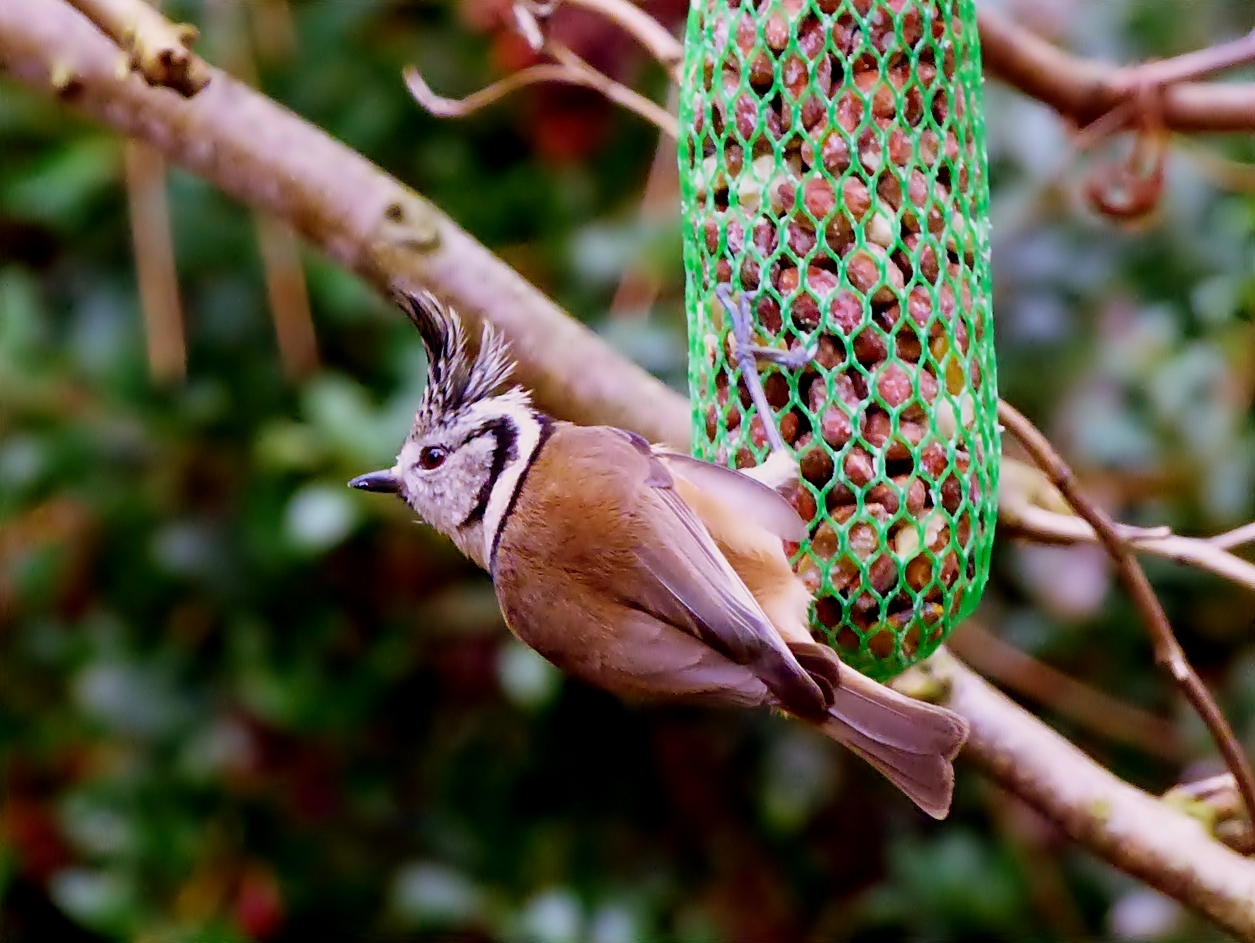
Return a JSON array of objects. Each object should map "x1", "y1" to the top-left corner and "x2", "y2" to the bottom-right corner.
[{"x1": 3, "y1": 0, "x2": 1255, "y2": 939}]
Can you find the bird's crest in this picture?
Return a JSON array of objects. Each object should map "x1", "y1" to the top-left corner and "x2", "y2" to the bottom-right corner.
[{"x1": 391, "y1": 287, "x2": 518, "y2": 430}]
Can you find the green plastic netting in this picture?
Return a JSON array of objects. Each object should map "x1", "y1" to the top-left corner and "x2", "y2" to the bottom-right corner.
[{"x1": 677, "y1": 0, "x2": 1000, "y2": 680}]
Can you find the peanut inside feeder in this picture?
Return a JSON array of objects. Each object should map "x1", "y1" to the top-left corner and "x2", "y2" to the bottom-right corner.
[{"x1": 679, "y1": 0, "x2": 1000, "y2": 680}]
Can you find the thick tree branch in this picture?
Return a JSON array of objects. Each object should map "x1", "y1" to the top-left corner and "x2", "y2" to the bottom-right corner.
[
  {"x1": 0, "y1": 0, "x2": 690, "y2": 450},
  {"x1": 923, "y1": 649, "x2": 1255, "y2": 938},
  {"x1": 5, "y1": 1, "x2": 1255, "y2": 935},
  {"x1": 1164, "y1": 774, "x2": 1255, "y2": 856},
  {"x1": 978, "y1": 8, "x2": 1255, "y2": 132}
]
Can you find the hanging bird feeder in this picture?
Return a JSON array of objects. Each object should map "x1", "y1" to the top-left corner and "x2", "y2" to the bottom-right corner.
[{"x1": 678, "y1": 0, "x2": 999, "y2": 680}]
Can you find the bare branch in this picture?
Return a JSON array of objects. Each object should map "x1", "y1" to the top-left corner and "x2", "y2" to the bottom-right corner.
[
  {"x1": 979, "y1": 9, "x2": 1255, "y2": 133},
  {"x1": 404, "y1": 1, "x2": 679, "y2": 140},
  {"x1": 64, "y1": 0, "x2": 209, "y2": 95},
  {"x1": 404, "y1": 0, "x2": 679, "y2": 139},
  {"x1": 998, "y1": 400, "x2": 1255, "y2": 827},
  {"x1": 403, "y1": 48, "x2": 678, "y2": 139},
  {"x1": 948, "y1": 621, "x2": 1185, "y2": 762},
  {"x1": 1213, "y1": 521, "x2": 1255, "y2": 551},
  {"x1": 0, "y1": 0, "x2": 692, "y2": 449},
  {"x1": 123, "y1": 140, "x2": 185, "y2": 383},
  {"x1": 256, "y1": 214, "x2": 318, "y2": 378},
  {"x1": 917, "y1": 649, "x2": 1255, "y2": 938},
  {"x1": 999, "y1": 458, "x2": 1255, "y2": 591},
  {"x1": 1164, "y1": 774, "x2": 1255, "y2": 855},
  {"x1": 405, "y1": 62, "x2": 588, "y2": 118},
  {"x1": 207, "y1": 0, "x2": 318, "y2": 379},
  {"x1": 546, "y1": 0, "x2": 682, "y2": 79},
  {"x1": 547, "y1": 41, "x2": 678, "y2": 137},
  {"x1": 1115, "y1": 27, "x2": 1255, "y2": 91}
]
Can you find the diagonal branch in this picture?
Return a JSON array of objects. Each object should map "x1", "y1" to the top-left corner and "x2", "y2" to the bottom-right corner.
[
  {"x1": 948, "y1": 621, "x2": 1185, "y2": 762},
  {"x1": 918, "y1": 649, "x2": 1255, "y2": 936},
  {"x1": 0, "y1": 0, "x2": 692, "y2": 450},
  {"x1": 998, "y1": 401, "x2": 1255, "y2": 828}
]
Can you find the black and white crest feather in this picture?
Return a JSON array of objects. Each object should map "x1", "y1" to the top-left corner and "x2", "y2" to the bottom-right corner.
[{"x1": 391, "y1": 288, "x2": 518, "y2": 428}]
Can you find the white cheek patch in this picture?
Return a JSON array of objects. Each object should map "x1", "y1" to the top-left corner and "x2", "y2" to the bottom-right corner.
[
  {"x1": 459, "y1": 392, "x2": 542, "y2": 565},
  {"x1": 390, "y1": 388, "x2": 541, "y2": 568}
]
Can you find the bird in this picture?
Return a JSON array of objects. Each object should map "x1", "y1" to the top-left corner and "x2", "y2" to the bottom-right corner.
[{"x1": 348, "y1": 285, "x2": 970, "y2": 819}]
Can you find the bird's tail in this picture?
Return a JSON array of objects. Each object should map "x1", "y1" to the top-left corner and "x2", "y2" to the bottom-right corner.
[{"x1": 789, "y1": 642, "x2": 969, "y2": 819}]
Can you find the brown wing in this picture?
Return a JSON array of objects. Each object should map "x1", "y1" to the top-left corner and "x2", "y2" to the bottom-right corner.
[
  {"x1": 654, "y1": 451, "x2": 808, "y2": 542},
  {"x1": 601, "y1": 429, "x2": 828, "y2": 720}
]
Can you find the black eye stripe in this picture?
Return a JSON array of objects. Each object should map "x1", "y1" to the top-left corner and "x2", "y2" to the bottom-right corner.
[{"x1": 457, "y1": 418, "x2": 517, "y2": 530}]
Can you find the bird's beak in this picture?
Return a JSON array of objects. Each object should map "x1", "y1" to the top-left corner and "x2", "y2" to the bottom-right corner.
[{"x1": 348, "y1": 469, "x2": 400, "y2": 494}]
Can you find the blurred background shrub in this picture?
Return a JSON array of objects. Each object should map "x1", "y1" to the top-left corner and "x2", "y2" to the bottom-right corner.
[{"x1": 2, "y1": 0, "x2": 1255, "y2": 939}]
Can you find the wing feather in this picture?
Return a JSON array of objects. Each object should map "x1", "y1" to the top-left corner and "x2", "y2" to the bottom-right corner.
[
  {"x1": 655, "y1": 451, "x2": 808, "y2": 542},
  {"x1": 615, "y1": 445, "x2": 826, "y2": 719}
]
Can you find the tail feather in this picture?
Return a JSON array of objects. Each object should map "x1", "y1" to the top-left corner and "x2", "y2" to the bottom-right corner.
[
  {"x1": 830, "y1": 664, "x2": 968, "y2": 760},
  {"x1": 788, "y1": 641, "x2": 969, "y2": 819},
  {"x1": 821, "y1": 716, "x2": 957, "y2": 820}
]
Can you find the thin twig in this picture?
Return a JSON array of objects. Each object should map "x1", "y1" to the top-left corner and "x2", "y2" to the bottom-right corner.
[
  {"x1": 403, "y1": 51, "x2": 677, "y2": 139},
  {"x1": 1000, "y1": 504, "x2": 1255, "y2": 590},
  {"x1": 1076, "y1": 30, "x2": 1255, "y2": 220},
  {"x1": 540, "y1": 0, "x2": 682, "y2": 79},
  {"x1": 405, "y1": 62, "x2": 573, "y2": 118},
  {"x1": 207, "y1": 0, "x2": 318, "y2": 379},
  {"x1": 65, "y1": 0, "x2": 209, "y2": 94},
  {"x1": 124, "y1": 140, "x2": 186, "y2": 384},
  {"x1": 949, "y1": 621, "x2": 1185, "y2": 761},
  {"x1": 404, "y1": 1, "x2": 678, "y2": 137},
  {"x1": 998, "y1": 400, "x2": 1255, "y2": 827},
  {"x1": 1083, "y1": 85, "x2": 1168, "y2": 221},
  {"x1": 998, "y1": 461, "x2": 1255, "y2": 591},
  {"x1": 1111, "y1": 28, "x2": 1255, "y2": 93},
  {"x1": 256, "y1": 214, "x2": 318, "y2": 377},
  {"x1": 1212, "y1": 521, "x2": 1255, "y2": 551},
  {"x1": 979, "y1": 9, "x2": 1255, "y2": 132},
  {"x1": 546, "y1": 40, "x2": 677, "y2": 137}
]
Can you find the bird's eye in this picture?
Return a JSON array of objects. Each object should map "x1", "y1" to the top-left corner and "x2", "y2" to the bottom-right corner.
[{"x1": 418, "y1": 446, "x2": 448, "y2": 470}]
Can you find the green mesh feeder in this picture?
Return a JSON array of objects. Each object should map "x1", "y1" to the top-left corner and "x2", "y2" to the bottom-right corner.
[{"x1": 677, "y1": 0, "x2": 999, "y2": 680}]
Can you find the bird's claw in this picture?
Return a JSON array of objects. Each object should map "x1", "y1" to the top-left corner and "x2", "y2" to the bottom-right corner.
[{"x1": 712, "y1": 286, "x2": 815, "y2": 459}]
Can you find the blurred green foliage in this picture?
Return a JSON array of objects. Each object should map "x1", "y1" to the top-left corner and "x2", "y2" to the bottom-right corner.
[{"x1": 2, "y1": 0, "x2": 1255, "y2": 940}]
